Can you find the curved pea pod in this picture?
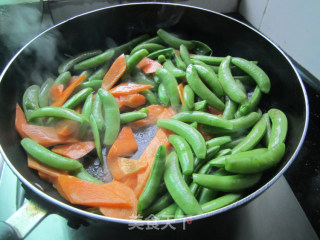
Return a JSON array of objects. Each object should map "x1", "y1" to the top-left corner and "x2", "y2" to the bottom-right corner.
[
  {"x1": 120, "y1": 111, "x2": 147, "y2": 124},
  {"x1": 163, "y1": 59, "x2": 186, "y2": 78},
  {"x1": 190, "y1": 55, "x2": 225, "y2": 65},
  {"x1": 97, "y1": 89, "x2": 120, "y2": 145},
  {"x1": 23, "y1": 85, "x2": 42, "y2": 125},
  {"x1": 206, "y1": 136, "x2": 232, "y2": 149},
  {"x1": 218, "y1": 56, "x2": 247, "y2": 104},
  {"x1": 158, "y1": 83, "x2": 170, "y2": 106},
  {"x1": 147, "y1": 48, "x2": 174, "y2": 60},
  {"x1": 88, "y1": 62, "x2": 110, "y2": 81},
  {"x1": 174, "y1": 53, "x2": 187, "y2": 71},
  {"x1": 180, "y1": 44, "x2": 192, "y2": 66},
  {"x1": 74, "y1": 80, "x2": 102, "y2": 93},
  {"x1": 157, "y1": 29, "x2": 195, "y2": 50},
  {"x1": 62, "y1": 87, "x2": 93, "y2": 109},
  {"x1": 186, "y1": 64, "x2": 225, "y2": 111},
  {"x1": 156, "y1": 68, "x2": 180, "y2": 108},
  {"x1": 54, "y1": 71, "x2": 72, "y2": 87},
  {"x1": 91, "y1": 94, "x2": 104, "y2": 131},
  {"x1": 132, "y1": 68, "x2": 156, "y2": 87},
  {"x1": 231, "y1": 57, "x2": 271, "y2": 93},
  {"x1": 201, "y1": 193, "x2": 243, "y2": 213},
  {"x1": 231, "y1": 116, "x2": 267, "y2": 154},
  {"x1": 223, "y1": 96, "x2": 238, "y2": 120},
  {"x1": 79, "y1": 93, "x2": 93, "y2": 139},
  {"x1": 141, "y1": 89, "x2": 158, "y2": 105},
  {"x1": 39, "y1": 78, "x2": 54, "y2": 108},
  {"x1": 72, "y1": 167, "x2": 103, "y2": 184},
  {"x1": 172, "y1": 111, "x2": 233, "y2": 130},
  {"x1": 191, "y1": 40, "x2": 212, "y2": 55},
  {"x1": 58, "y1": 50, "x2": 103, "y2": 74},
  {"x1": 157, "y1": 119, "x2": 207, "y2": 159},
  {"x1": 29, "y1": 107, "x2": 83, "y2": 123},
  {"x1": 164, "y1": 151, "x2": 203, "y2": 216},
  {"x1": 236, "y1": 86, "x2": 262, "y2": 118},
  {"x1": 74, "y1": 49, "x2": 115, "y2": 71},
  {"x1": 137, "y1": 145, "x2": 167, "y2": 213},
  {"x1": 263, "y1": 113, "x2": 272, "y2": 147},
  {"x1": 183, "y1": 85, "x2": 195, "y2": 110},
  {"x1": 89, "y1": 115, "x2": 103, "y2": 165},
  {"x1": 21, "y1": 138, "x2": 82, "y2": 171},
  {"x1": 142, "y1": 192, "x2": 173, "y2": 218},
  {"x1": 192, "y1": 61, "x2": 224, "y2": 98},
  {"x1": 194, "y1": 100, "x2": 207, "y2": 112},
  {"x1": 193, "y1": 172, "x2": 262, "y2": 192},
  {"x1": 203, "y1": 111, "x2": 261, "y2": 135},
  {"x1": 154, "y1": 203, "x2": 177, "y2": 220},
  {"x1": 169, "y1": 135, "x2": 194, "y2": 175},
  {"x1": 268, "y1": 109, "x2": 288, "y2": 150},
  {"x1": 225, "y1": 143, "x2": 286, "y2": 174},
  {"x1": 130, "y1": 43, "x2": 165, "y2": 55},
  {"x1": 124, "y1": 49, "x2": 149, "y2": 76}
]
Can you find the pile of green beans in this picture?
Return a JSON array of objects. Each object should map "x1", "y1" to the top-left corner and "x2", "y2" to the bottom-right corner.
[{"x1": 19, "y1": 28, "x2": 288, "y2": 220}]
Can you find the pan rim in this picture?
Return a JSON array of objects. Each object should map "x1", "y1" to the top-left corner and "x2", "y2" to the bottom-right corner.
[{"x1": 0, "y1": 2, "x2": 309, "y2": 225}]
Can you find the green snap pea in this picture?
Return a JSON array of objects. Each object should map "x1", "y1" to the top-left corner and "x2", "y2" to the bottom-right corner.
[
  {"x1": 131, "y1": 43, "x2": 165, "y2": 55},
  {"x1": 79, "y1": 93, "x2": 93, "y2": 139},
  {"x1": 21, "y1": 138, "x2": 82, "y2": 171},
  {"x1": 180, "y1": 44, "x2": 192, "y2": 66},
  {"x1": 232, "y1": 117, "x2": 267, "y2": 154},
  {"x1": 98, "y1": 89, "x2": 120, "y2": 145},
  {"x1": 231, "y1": 57, "x2": 271, "y2": 93},
  {"x1": 141, "y1": 36, "x2": 163, "y2": 45},
  {"x1": 205, "y1": 145, "x2": 221, "y2": 160},
  {"x1": 74, "y1": 80, "x2": 102, "y2": 93},
  {"x1": 132, "y1": 68, "x2": 156, "y2": 87},
  {"x1": 137, "y1": 145, "x2": 166, "y2": 213},
  {"x1": 157, "y1": 29, "x2": 195, "y2": 50},
  {"x1": 163, "y1": 59, "x2": 186, "y2": 78},
  {"x1": 174, "y1": 53, "x2": 187, "y2": 71},
  {"x1": 193, "y1": 63, "x2": 224, "y2": 98},
  {"x1": 183, "y1": 85, "x2": 195, "y2": 110},
  {"x1": 172, "y1": 111, "x2": 233, "y2": 130},
  {"x1": 223, "y1": 136, "x2": 246, "y2": 149},
  {"x1": 29, "y1": 107, "x2": 83, "y2": 123},
  {"x1": 235, "y1": 79, "x2": 246, "y2": 94},
  {"x1": 263, "y1": 113, "x2": 272, "y2": 147},
  {"x1": 191, "y1": 40, "x2": 212, "y2": 55},
  {"x1": 190, "y1": 55, "x2": 225, "y2": 65},
  {"x1": 62, "y1": 87, "x2": 92, "y2": 109},
  {"x1": 225, "y1": 143, "x2": 285, "y2": 174},
  {"x1": 58, "y1": 50, "x2": 102, "y2": 74},
  {"x1": 120, "y1": 111, "x2": 147, "y2": 124},
  {"x1": 164, "y1": 151, "x2": 203, "y2": 216},
  {"x1": 147, "y1": 48, "x2": 174, "y2": 60},
  {"x1": 124, "y1": 49, "x2": 149, "y2": 77},
  {"x1": 142, "y1": 192, "x2": 173, "y2": 217},
  {"x1": 139, "y1": 107, "x2": 149, "y2": 114},
  {"x1": 91, "y1": 94, "x2": 105, "y2": 131},
  {"x1": 203, "y1": 112, "x2": 261, "y2": 135},
  {"x1": 89, "y1": 115, "x2": 103, "y2": 165},
  {"x1": 54, "y1": 71, "x2": 71, "y2": 87},
  {"x1": 193, "y1": 146, "x2": 220, "y2": 173},
  {"x1": 154, "y1": 203, "x2": 177, "y2": 220},
  {"x1": 189, "y1": 121, "x2": 198, "y2": 129},
  {"x1": 78, "y1": 70, "x2": 93, "y2": 82},
  {"x1": 156, "y1": 68, "x2": 180, "y2": 108},
  {"x1": 158, "y1": 83, "x2": 170, "y2": 106},
  {"x1": 206, "y1": 136, "x2": 232, "y2": 149},
  {"x1": 157, "y1": 119, "x2": 206, "y2": 159},
  {"x1": 74, "y1": 49, "x2": 115, "y2": 71},
  {"x1": 186, "y1": 64, "x2": 225, "y2": 111},
  {"x1": 215, "y1": 148, "x2": 232, "y2": 157},
  {"x1": 237, "y1": 86, "x2": 262, "y2": 117},
  {"x1": 234, "y1": 75, "x2": 256, "y2": 86},
  {"x1": 72, "y1": 167, "x2": 103, "y2": 184},
  {"x1": 169, "y1": 135, "x2": 194, "y2": 175},
  {"x1": 223, "y1": 96, "x2": 238, "y2": 120},
  {"x1": 88, "y1": 62, "x2": 110, "y2": 81},
  {"x1": 268, "y1": 109, "x2": 288, "y2": 150},
  {"x1": 218, "y1": 56, "x2": 247, "y2": 104},
  {"x1": 194, "y1": 100, "x2": 207, "y2": 111},
  {"x1": 201, "y1": 193, "x2": 243, "y2": 213},
  {"x1": 39, "y1": 78, "x2": 54, "y2": 108},
  {"x1": 157, "y1": 54, "x2": 166, "y2": 63},
  {"x1": 193, "y1": 172, "x2": 262, "y2": 192},
  {"x1": 141, "y1": 89, "x2": 158, "y2": 105},
  {"x1": 23, "y1": 85, "x2": 42, "y2": 124}
]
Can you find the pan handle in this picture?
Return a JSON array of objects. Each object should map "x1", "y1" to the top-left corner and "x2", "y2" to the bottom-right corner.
[{"x1": 0, "y1": 201, "x2": 48, "y2": 240}]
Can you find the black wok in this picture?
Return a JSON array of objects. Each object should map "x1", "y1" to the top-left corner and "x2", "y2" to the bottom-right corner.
[{"x1": 0, "y1": 2, "x2": 309, "y2": 237}]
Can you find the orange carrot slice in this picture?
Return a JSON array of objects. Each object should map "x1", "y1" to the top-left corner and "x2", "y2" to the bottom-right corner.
[
  {"x1": 107, "y1": 127, "x2": 138, "y2": 158},
  {"x1": 22, "y1": 124, "x2": 78, "y2": 147},
  {"x1": 56, "y1": 119, "x2": 79, "y2": 137},
  {"x1": 49, "y1": 84, "x2": 64, "y2": 101},
  {"x1": 137, "y1": 57, "x2": 162, "y2": 74},
  {"x1": 109, "y1": 83, "x2": 153, "y2": 97},
  {"x1": 101, "y1": 54, "x2": 126, "y2": 90},
  {"x1": 52, "y1": 141, "x2": 95, "y2": 159},
  {"x1": 54, "y1": 175, "x2": 133, "y2": 208},
  {"x1": 177, "y1": 83, "x2": 185, "y2": 106},
  {"x1": 15, "y1": 104, "x2": 28, "y2": 138},
  {"x1": 51, "y1": 75, "x2": 86, "y2": 107},
  {"x1": 129, "y1": 105, "x2": 165, "y2": 128},
  {"x1": 116, "y1": 94, "x2": 146, "y2": 111}
]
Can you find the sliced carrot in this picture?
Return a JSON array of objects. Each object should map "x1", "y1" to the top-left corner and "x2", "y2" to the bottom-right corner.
[
  {"x1": 67, "y1": 76, "x2": 80, "y2": 86},
  {"x1": 109, "y1": 83, "x2": 153, "y2": 97},
  {"x1": 120, "y1": 174, "x2": 138, "y2": 190},
  {"x1": 207, "y1": 105, "x2": 223, "y2": 116},
  {"x1": 116, "y1": 94, "x2": 146, "y2": 111},
  {"x1": 56, "y1": 119, "x2": 79, "y2": 137},
  {"x1": 107, "y1": 127, "x2": 138, "y2": 158},
  {"x1": 49, "y1": 84, "x2": 64, "y2": 101},
  {"x1": 52, "y1": 141, "x2": 95, "y2": 159},
  {"x1": 22, "y1": 123, "x2": 78, "y2": 147},
  {"x1": 177, "y1": 83, "x2": 185, "y2": 106},
  {"x1": 107, "y1": 157, "x2": 147, "y2": 181},
  {"x1": 51, "y1": 75, "x2": 86, "y2": 107},
  {"x1": 134, "y1": 128, "x2": 172, "y2": 198},
  {"x1": 101, "y1": 54, "x2": 126, "y2": 90},
  {"x1": 54, "y1": 175, "x2": 133, "y2": 208},
  {"x1": 99, "y1": 181, "x2": 137, "y2": 219},
  {"x1": 129, "y1": 105, "x2": 165, "y2": 128},
  {"x1": 28, "y1": 156, "x2": 67, "y2": 182},
  {"x1": 15, "y1": 104, "x2": 28, "y2": 138},
  {"x1": 137, "y1": 57, "x2": 162, "y2": 74}
]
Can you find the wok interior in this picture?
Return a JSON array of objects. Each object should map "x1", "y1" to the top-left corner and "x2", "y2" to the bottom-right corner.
[{"x1": 0, "y1": 4, "x2": 307, "y2": 219}]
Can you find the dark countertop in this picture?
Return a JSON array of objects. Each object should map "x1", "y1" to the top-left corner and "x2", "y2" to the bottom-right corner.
[{"x1": 0, "y1": 1, "x2": 319, "y2": 238}]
